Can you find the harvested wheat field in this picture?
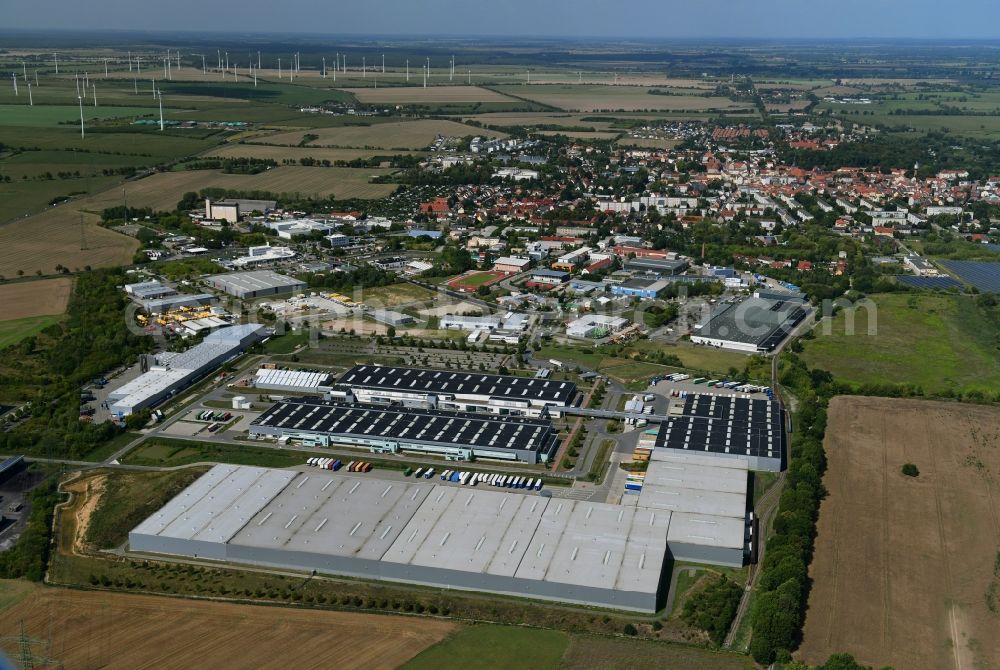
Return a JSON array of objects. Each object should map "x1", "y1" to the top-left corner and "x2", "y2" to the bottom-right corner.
[
  {"x1": 205, "y1": 143, "x2": 423, "y2": 163},
  {"x1": 490, "y1": 84, "x2": 753, "y2": 113},
  {"x1": 0, "y1": 208, "x2": 137, "y2": 278},
  {"x1": 0, "y1": 277, "x2": 73, "y2": 320},
  {"x1": 345, "y1": 85, "x2": 515, "y2": 104},
  {"x1": 259, "y1": 119, "x2": 504, "y2": 150},
  {"x1": 0, "y1": 583, "x2": 456, "y2": 670},
  {"x1": 799, "y1": 396, "x2": 1000, "y2": 670},
  {"x1": 84, "y1": 166, "x2": 396, "y2": 212}
]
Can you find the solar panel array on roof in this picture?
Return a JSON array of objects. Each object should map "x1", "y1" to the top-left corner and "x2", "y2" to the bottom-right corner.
[
  {"x1": 656, "y1": 394, "x2": 783, "y2": 461},
  {"x1": 251, "y1": 398, "x2": 556, "y2": 454},
  {"x1": 339, "y1": 365, "x2": 576, "y2": 405}
]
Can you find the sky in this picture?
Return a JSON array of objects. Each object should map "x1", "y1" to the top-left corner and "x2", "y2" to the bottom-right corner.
[{"x1": 4, "y1": 0, "x2": 1000, "y2": 39}]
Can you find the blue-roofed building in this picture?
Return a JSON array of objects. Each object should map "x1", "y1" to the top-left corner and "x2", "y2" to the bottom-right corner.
[{"x1": 527, "y1": 269, "x2": 570, "y2": 289}]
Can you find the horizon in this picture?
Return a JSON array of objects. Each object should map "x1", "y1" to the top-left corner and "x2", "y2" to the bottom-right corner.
[{"x1": 4, "y1": 0, "x2": 1000, "y2": 40}]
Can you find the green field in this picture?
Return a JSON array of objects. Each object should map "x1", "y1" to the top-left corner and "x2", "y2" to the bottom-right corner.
[
  {"x1": 453, "y1": 271, "x2": 499, "y2": 287},
  {"x1": 0, "y1": 314, "x2": 63, "y2": 349},
  {"x1": 121, "y1": 438, "x2": 325, "y2": 468},
  {"x1": 0, "y1": 104, "x2": 167, "y2": 127},
  {"x1": 404, "y1": 625, "x2": 756, "y2": 670},
  {"x1": 800, "y1": 293, "x2": 1000, "y2": 395},
  {"x1": 403, "y1": 626, "x2": 569, "y2": 670}
]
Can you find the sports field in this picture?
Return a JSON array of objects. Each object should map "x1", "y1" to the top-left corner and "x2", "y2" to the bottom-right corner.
[
  {"x1": 0, "y1": 583, "x2": 455, "y2": 670},
  {"x1": 346, "y1": 85, "x2": 516, "y2": 104},
  {"x1": 446, "y1": 271, "x2": 505, "y2": 291},
  {"x1": 259, "y1": 119, "x2": 504, "y2": 150},
  {"x1": 799, "y1": 293, "x2": 1000, "y2": 395},
  {"x1": 490, "y1": 84, "x2": 753, "y2": 113},
  {"x1": 799, "y1": 396, "x2": 1000, "y2": 670},
  {"x1": 0, "y1": 277, "x2": 72, "y2": 319}
]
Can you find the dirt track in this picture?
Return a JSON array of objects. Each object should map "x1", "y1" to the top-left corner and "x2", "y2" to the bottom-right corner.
[
  {"x1": 799, "y1": 396, "x2": 1000, "y2": 670},
  {"x1": 0, "y1": 584, "x2": 456, "y2": 670}
]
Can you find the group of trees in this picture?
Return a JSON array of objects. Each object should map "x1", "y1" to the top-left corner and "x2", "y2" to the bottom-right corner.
[
  {"x1": 680, "y1": 574, "x2": 742, "y2": 645},
  {"x1": 0, "y1": 477, "x2": 60, "y2": 581},
  {"x1": 0, "y1": 268, "x2": 150, "y2": 459},
  {"x1": 298, "y1": 266, "x2": 396, "y2": 292},
  {"x1": 749, "y1": 358, "x2": 835, "y2": 664}
]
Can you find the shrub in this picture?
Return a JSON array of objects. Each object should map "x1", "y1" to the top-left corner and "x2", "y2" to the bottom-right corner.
[
  {"x1": 901, "y1": 463, "x2": 919, "y2": 477},
  {"x1": 623, "y1": 623, "x2": 638, "y2": 636}
]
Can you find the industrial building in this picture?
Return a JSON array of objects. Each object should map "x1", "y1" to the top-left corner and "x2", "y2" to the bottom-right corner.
[
  {"x1": 253, "y1": 368, "x2": 333, "y2": 393},
  {"x1": 369, "y1": 310, "x2": 415, "y2": 328},
  {"x1": 131, "y1": 464, "x2": 684, "y2": 612},
  {"x1": 205, "y1": 198, "x2": 276, "y2": 223},
  {"x1": 440, "y1": 315, "x2": 503, "y2": 331},
  {"x1": 611, "y1": 277, "x2": 669, "y2": 300},
  {"x1": 655, "y1": 393, "x2": 785, "y2": 472},
  {"x1": 690, "y1": 292, "x2": 807, "y2": 353},
  {"x1": 230, "y1": 245, "x2": 296, "y2": 269},
  {"x1": 623, "y1": 258, "x2": 690, "y2": 276},
  {"x1": 565, "y1": 314, "x2": 630, "y2": 339},
  {"x1": 125, "y1": 281, "x2": 177, "y2": 302},
  {"x1": 249, "y1": 398, "x2": 560, "y2": 463},
  {"x1": 141, "y1": 293, "x2": 215, "y2": 315},
  {"x1": 108, "y1": 324, "x2": 266, "y2": 416},
  {"x1": 338, "y1": 365, "x2": 577, "y2": 417},
  {"x1": 206, "y1": 271, "x2": 306, "y2": 300},
  {"x1": 637, "y1": 452, "x2": 749, "y2": 567}
]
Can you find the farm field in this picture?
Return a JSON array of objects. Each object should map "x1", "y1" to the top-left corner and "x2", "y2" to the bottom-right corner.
[
  {"x1": 0, "y1": 583, "x2": 456, "y2": 670},
  {"x1": 204, "y1": 143, "x2": 423, "y2": 163},
  {"x1": 615, "y1": 137, "x2": 680, "y2": 149},
  {"x1": 404, "y1": 625, "x2": 756, "y2": 670},
  {"x1": 0, "y1": 204, "x2": 137, "y2": 277},
  {"x1": 345, "y1": 85, "x2": 516, "y2": 104},
  {"x1": 536, "y1": 130, "x2": 620, "y2": 140},
  {"x1": 459, "y1": 112, "x2": 619, "y2": 129},
  {"x1": 259, "y1": 119, "x2": 504, "y2": 150},
  {"x1": 0, "y1": 277, "x2": 73, "y2": 319},
  {"x1": 403, "y1": 626, "x2": 568, "y2": 670},
  {"x1": 799, "y1": 293, "x2": 1000, "y2": 396},
  {"x1": 799, "y1": 396, "x2": 1000, "y2": 670},
  {"x1": 0, "y1": 103, "x2": 166, "y2": 127},
  {"x1": 82, "y1": 165, "x2": 396, "y2": 211},
  {"x1": 490, "y1": 84, "x2": 753, "y2": 113}
]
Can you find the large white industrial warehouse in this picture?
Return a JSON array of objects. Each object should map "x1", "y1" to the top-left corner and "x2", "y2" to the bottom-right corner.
[
  {"x1": 130, "y1": 459, "x2": 750, "y2": 612},
  {"x1": 108, "y1": 324, "x2": 266, "y2": 416}
]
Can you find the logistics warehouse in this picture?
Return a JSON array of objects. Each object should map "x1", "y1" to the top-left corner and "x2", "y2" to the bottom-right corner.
[
  {"x1": 249, "y1": 398, "x2": 561, "y2": 463},
  {"x1": 129, "y1": 462, "x2": 751, "y2": 613},
  {"x1": 336, "y1": 365, "x2": 578, "y2": 418}
]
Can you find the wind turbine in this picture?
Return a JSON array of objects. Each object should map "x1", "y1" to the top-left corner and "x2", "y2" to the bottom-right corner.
[
  {"x1": 258, "y1": 51, "x2": 261, "y2": 70},
  {"x1": 128, "y1": 50, "x2": 133, "y2": 72},
  {"x1": 93, "y1": 84, "x2": 97, "y2": 107},
  {"x1": 103, "y1": 58, "x2": 109, "y2": 77},
  {"x1": 201, "y1": 54, "x2": 206, "y2": 74},
  {"x1": 158, "y1": 90, "x2": 164, "y2": 131},
  {"x1": 363, "y1": 56, "x2": 366, "y2": 79},
  {"x1": 406, "y1": 59, "x2": 409, "y2": 82},
  {"x1": 11, "y1": 73, "x2": 17, "y2": 96},
  {"x1": 322, "y1": 57, "x2": 326, "y2": 78},
  {"x1": 22, "y1": 62, "x2": 27, "y2": 82},
  {"x1": 78, "y1": 94, "x2": 85, "y2": 138},
  {"x1": 278, "y1": 58, "x2": 282, "y2": 79},
  {"x1": 136, "y1": 57, "x2": 141, "y2": 74},
  {"x1": 27, "y1": 83, "x2": 32, "y2": 106},
  {"x1": 382, "y1": 54, "x2": 385, "y2": 73},
  {"x1": 54, "y1": 53, "x2": 58, "y2": 74}
]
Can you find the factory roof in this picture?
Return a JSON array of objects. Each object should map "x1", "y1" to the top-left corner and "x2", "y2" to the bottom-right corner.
[
  {"x1": 206, "y1": 270, "x2": 305, "y2": 294},
  {"x1": 693, "y1": 296, "x2": 807, "y2": 349},
  {"x1": 339, "y1": 365, "x2": 577, "y2": 406},
  {"x1": 141, "y1": 293, "x2": 216, "y2": 314},
  {"x1": 637, "y1": 458, "x2": 748, "y2": 519},
  {"x1": 251, "y1": 398, "x2": 557, "y2": 453},
  {"x1": 135, "y1": 465, "x2": 676, "y2": 598},
  {"x1": 656, "y1": 393, "x2": 784, "y2": 461},
  {"x1": 667, "y1": 512, "x2": 746, "y2": 550},
  {"x1": 254, "y1": 368, "x2": 332, "y2": 390}
]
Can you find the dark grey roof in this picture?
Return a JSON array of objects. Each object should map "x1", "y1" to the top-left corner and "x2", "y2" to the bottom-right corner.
[
  {"x1": 251, "y1": 398, "x2": 557, "y2": 453},
  {"x1": 656, "y1": 394, "x2": 784, "y2": 461},
  {"x1": 339, "y1": 365, "x2": 577, "y2": 405}
]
